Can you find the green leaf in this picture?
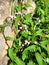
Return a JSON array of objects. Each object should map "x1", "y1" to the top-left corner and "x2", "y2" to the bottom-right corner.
[
  {"x1": 27, "y1": 60, "x2": 35, "y2": 65},
  {"x1": 22, "y1": 4, "x2": 30, "y2": 9},
  {"x1": 35, "y1": 52, "x2": 43, "y2": 65},
  {"x1": 8, "y1": 48, "x2": 25, "y2": 65},
  {"x1": 22, "y1": 51, "x2": 28, "y2": 61},
  {"x1": 21, "y1": 31, "x2": 31, "y2": 39},
  {"x1": 22, "y1": 45, "x2": 36, "y2": 61},
  {"x1": 40, "y1": 44, "x2": 47, "y2": 51},
  {"x1": 39, "y1": 8, "x2": 44, "y2": 15},
  {"x1": 16, "y1": 37, "x2": 22, "y2": 46},
  {"x1": 8, "y1": 48, "x2": 16, "y2": 62},
  {"x1": 41, "y1": 15, "x2": 45, "y2": 22},
  {"x1": 11, "y1": 0, "x2": 16, "y2": 15},
  {"x1": 5, "y1": 36, "x2": 14, "y2": 41},
  {"x1": 23, "y1": 19, "x2": 32, "y2": 26},
  {"x1": 24, "y1": 14, "x2": 31, "y2": 20},
  {"x1": 47, "y1": 44, "x2": 49, "y2": 55},
  {"x1": 46, "y1": 0, "x2": 49, "y2": 4},
  {"x1": 15, "y1": 56, "x2": 25, "y2": 65},
  {"x1": 37, "y1": 47, "x2": 41, "y2": 53},
  {"x1": 10, "y1": 63, "x2": 13, "y2": 65},
  {"x1": 16, "y1": 15, "x2": 21, "y2": 21},
  {"x1": 32, "y1": 29, "x2": 43, "y2": 41},
  {"x1": 45, "y1": 34, "x2": 49, "y2": 38},
  {"x1": 14, "y1": 15, "x2": 21, "y2": 33},
  {"x1": 35, "y1": 29, "x2": 43, "y2": 36},
  {"x1": 40, "y1": 40, "x2": 49, "y2": 45},
  {"x1": 10, "y1": 62, "x2": 17, "y2": 65},
  {"x1": 15, "y1": 4, "x2": 22, "y2": 11}
]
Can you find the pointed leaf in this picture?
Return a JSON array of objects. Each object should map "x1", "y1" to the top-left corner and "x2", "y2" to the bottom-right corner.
[
  {"x1": 22, "y1": 45, "x2": 36, "y2": 61},
  {"x1": 8, "y1": 48, "x2": 25, "y2": 65},
  {"x1": 35, "y1": 52, "x2": 43, "y2": 65},
  {"x1": 27, "y1": 60, "x2": 35, "y2": 65}
]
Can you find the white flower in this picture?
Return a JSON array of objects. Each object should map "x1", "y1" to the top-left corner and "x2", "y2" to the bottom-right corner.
[
  {"x1": 26, "y1": 29, "x2": 28, "y2": 32},
  {"x1": 20, "y1": 27, "x2": 22, "y2": 30},
  {"x1": 27, "y1": 42, "x2": 30, "y2": 45},
  {"x1": 22, "y1": 44, "x2": 24, "y2": 47},
  {"x1": 24, "y1": 25, "x2": 28, "y2": 30},
  {"x1": 38, "y1": 19, "x2": 41, "y2": 23},
  {"x1": 25, "y1": 27, "x2": 27, "y2": 30},
  {"x1": 25, "y1": 40, "x2": 30, "y2": 45},
  {"x1": 25, "y1": 40, "x2": 28, "y2": 44},
  {"x1": 13, "y1": 16, "x2": 16, "y2": 18},
  {"x1": 19, "y1": 43, "x2": 21, "y2": 46},
  {"x1": 9, "y1": 15, "x2": 16, "y2": 19},
  {"x1": 36, "y1": 18, "x2": 41, "y2": 23},
  {"x1": 34, "y1": 41, "x2": 38, "y2": 44},
  {"x1": 21, "y1": 49, "x2": 23, "y2": 52},
  {"x1": 47, "y1": 58, "x2": 49, "y2": 63}
]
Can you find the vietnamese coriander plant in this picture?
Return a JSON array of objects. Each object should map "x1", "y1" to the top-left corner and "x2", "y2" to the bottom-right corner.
[{"x1": 7, "y1": 0, "x2": 49, "y2": 65}]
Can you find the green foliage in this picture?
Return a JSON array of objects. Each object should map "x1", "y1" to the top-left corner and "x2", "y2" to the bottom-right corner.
[
  {"x1": 40, "y1": 40, "x2": 49, "y2": 45},
  {"x1": 27, "y1": 60, "x2": 35, "y2": 65},
  {"x1": 35, "y1": 52, "x2": 43, "y2": 65},
  {"x1": 5, "y1": 36, "x2": 14, "y2": 41},
  {"x1": 8, "y1": 0, "x2": 49, "y2": 65},
  {"x1": 8, "y1": 48, "x2": 25, "y2": 65},
  {"x1": 15, "y1": 4, "x2": 22, "y2": 12},
  {"x1": 14, "y1": 15, "x2": 21, "y2": 34},
  {"x1": 22, "y1": 45, "x2": 36, "y2": 61}
]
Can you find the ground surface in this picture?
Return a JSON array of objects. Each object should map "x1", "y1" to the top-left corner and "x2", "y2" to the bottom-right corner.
[{"x1": 0, "y1": 0, "x2": 14, "y2": 65}]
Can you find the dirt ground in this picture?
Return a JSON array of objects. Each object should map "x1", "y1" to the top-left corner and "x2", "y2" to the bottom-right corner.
[{"x1": 0, "y1": 0, "x2": 14, "y2": 65}]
